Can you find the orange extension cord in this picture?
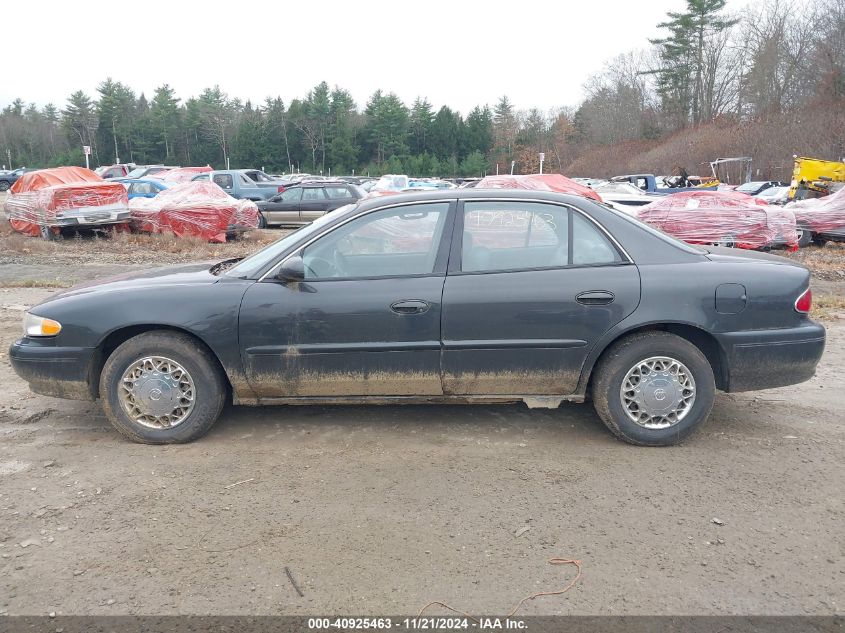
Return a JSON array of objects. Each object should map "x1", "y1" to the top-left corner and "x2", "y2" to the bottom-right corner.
[{"x1": 418, "y1": 557, "x2": 582, "y2": 621}]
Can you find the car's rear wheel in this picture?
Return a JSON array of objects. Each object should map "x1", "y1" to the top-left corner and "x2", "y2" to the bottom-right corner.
[
  {"x1": 99, "y1": 331, "x2": 226, "y2": 444},
  {"x1": 592, "y1": 332, "x2": 715, "y2": 446},
  {"x1": 257, "y1": 212, "x2": 267, "y2": 229}
]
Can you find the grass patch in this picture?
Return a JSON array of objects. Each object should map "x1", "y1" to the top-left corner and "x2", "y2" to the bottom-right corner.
[
  {"x1": 0, "y1": 279, "x2": 71, "y2": 288},
  {"x1": 813, "y1": 294, "x2": 845, "y2": 321},
  {"x1": 0, "y1": 279, "x2": 70, "y2": 288}
]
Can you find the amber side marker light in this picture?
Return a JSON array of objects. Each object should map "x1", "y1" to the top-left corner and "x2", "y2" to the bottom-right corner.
[{"x1": 23, "y1": 313, "x2": 63, "y2": 337}]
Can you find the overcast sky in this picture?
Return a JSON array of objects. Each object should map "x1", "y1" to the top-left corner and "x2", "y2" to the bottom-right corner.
[{"x1": 4, "y1": 0, "x2": 749, "y2": 114}]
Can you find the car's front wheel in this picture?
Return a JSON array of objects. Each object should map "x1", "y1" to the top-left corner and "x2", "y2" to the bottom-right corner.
[
  {"x1": 797, "y1": 227, "x2": 813, "y2": 248},
  {"x1": 592, "y1": 332, "x2": 716, "y2": 446},
  {"x1": 99, "y1": 331, "x2": 226, "y2": 444}
]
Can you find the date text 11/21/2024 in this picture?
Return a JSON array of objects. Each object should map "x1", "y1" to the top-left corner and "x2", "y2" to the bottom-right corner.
[{"x1": 307, "y1": 617, "x2": 527, "y2": 630}]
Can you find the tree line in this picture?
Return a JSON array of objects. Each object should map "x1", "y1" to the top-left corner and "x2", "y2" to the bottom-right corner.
[{"x1": 1, "y1": 0, "x2": 842, "y2": 179}]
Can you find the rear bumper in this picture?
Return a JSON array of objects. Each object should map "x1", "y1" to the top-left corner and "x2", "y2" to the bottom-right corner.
[
  {"x1": 53, "y1": 207, "x2": 131, "y2": 227},
  {"x1": 9, "y1": 338, "x2": 96, "y2": 401},
  {"x1": 716, "y1": 322, "x2": 826, "y2": 392}
]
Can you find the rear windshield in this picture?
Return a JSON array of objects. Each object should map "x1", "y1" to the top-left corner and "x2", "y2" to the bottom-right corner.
[{"x1": 598, "y1": 203, "x2": 706, "y2": 254}]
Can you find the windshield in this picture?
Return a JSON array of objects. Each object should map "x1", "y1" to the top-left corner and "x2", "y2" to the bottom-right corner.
[
  {"x1": 224, "y1": 204, "x2": 357, "y2": 278},
  {"x1": 736, "y1": 181, "x2": 766, "y2": 193},
  {"x1": 246, "y1": 170, "x2": 274, "y2": 182},
  {"x1": 759, "y1": 187, "x2": 788, "y2": 198},
  {"x1": 594, "y1": 182, "x2": 647, "y2": 196},
  {"x1": 125, "y1": 167, "x2": 147, "y2": 178}
]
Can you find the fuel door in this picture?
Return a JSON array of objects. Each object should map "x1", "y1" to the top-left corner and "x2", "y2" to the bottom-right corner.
[{"x1": 715, "y1": 283, "x2": 747, "y2": 314}]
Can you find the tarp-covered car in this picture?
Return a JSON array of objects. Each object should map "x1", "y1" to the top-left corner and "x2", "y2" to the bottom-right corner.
[
  {"x1": 4, "y1": 166, "x2": 130, "y2": 240},
  {"x1": 787, "y1": 186, "x2": 845, "y2": 244},
  {"x1": 150, "y1": 166, "x2": 213, "y2": 183},
  {"x1": 636, "y1": 190, "x2": 799, "y2": 250},
  {"x1": 477, "y1": 173, "x2": 603, "y2": 202},
  {"x1": 129, "y1": 181, "x2": 260, "y2": 243}
]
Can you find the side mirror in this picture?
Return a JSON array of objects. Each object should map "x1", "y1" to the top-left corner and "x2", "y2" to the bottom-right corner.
[{"x1": 276, "y1": 255, "x2": 305, "y2": 282}]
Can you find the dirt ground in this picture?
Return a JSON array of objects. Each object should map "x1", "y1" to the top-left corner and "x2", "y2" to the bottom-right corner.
[{"x1": 0, "y1": 202, "x2": 843, "y2": 617}]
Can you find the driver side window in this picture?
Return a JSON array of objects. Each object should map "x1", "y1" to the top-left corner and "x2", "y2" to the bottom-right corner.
[{"x1": 301, "y1": 202, "x2": 450, "y2": 280}]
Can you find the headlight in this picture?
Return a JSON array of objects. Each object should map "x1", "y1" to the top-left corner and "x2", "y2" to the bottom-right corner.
[{"x1": 23, "y1": 313, "x2": 62, "y2": 337}]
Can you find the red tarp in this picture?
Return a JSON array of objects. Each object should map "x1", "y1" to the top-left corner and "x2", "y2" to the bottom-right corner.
[
  {"x1": 787, "y1": 187, "x2": 845, "y2": 233},
  {"x1": 476, "y1": 174, "x2": 603, "y2": 202},
  {"x1": 129, "y1": 181, "x2": 259, "y2": 243},
  {"x1": 5, "y1": 167, "x2": 129, "y2": 237},
  {"x1": 636, "y1": 190, "x2": 799, "y2": 250},
  {"x1": 150, "y1": 166, "x2": 213, "y2": 183}
]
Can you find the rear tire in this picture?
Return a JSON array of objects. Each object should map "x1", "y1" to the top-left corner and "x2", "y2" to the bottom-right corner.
[
  {"x1": 592, "y1": 332, "x2": 716, "y2": 446},
  {"x1": 99, "y1": 331, "x2": 226, "y2": 444},
  {"x1": 258, "y1": 212, "x2": 267, "y2": 229}
]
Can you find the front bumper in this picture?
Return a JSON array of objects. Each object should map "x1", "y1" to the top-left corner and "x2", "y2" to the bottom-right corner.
[
  {"x1": 716, "y1": 322, "x2": 826, "y2": 392},
  {"x1": 9, "y1": 338, "x2": 97, "y2": 400}
]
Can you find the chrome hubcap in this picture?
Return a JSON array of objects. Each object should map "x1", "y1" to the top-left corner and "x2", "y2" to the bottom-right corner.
[
  {"x1": 620, "y1": 356, "x2": 696, "y2": 429},
  {"x1": 119, "y1": 356, "x2": 195, "y2": 429}
]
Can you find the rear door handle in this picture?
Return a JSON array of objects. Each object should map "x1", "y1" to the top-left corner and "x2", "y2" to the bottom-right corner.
[
  {"x1": 390, "y1": 300, "x2": 430, "y2": 315},
  {"x1": 576, "y1": 291, "x2": 615, "y2": 306}
]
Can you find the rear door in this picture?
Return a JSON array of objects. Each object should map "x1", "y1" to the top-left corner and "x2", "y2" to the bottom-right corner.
[
  {"x1": 299, "y1": 186, "x2": 329, "y2": 222},
  {"x1": 441, "y1": 199, "x2": 641, "y2": 396},
  {"x1": 323, "y1": 184, "x2": 358, "y2": 214}
]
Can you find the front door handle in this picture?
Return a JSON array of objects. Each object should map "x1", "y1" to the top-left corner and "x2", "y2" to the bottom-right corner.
[
  {"x1": 390, "y1": 300, "x2": 430, "y2": 315},
  {"x1": 576, "y1": 291, "x2": 615, "y2": 306}
]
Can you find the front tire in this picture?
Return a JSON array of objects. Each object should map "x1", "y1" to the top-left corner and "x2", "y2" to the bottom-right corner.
[
  {"x1": 592, "y1": 332, "x2": 716, "y2": 446},
  {"x1": 99, "y1": 331, "x2": 226, "y2": 444},
  {"x1": 797, "y1": 227, "x2": 813, "y2": 248},
  {"x1": 39, "y1": 224, "x2": 57, "y2": 241}
]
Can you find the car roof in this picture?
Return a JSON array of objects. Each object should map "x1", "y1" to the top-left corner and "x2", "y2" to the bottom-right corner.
[
  {"x1": 117, "y1": 178, "x2": 167, "y2": 185},
  {"x1": 353, "y1": 188, "x2": 596, "y2": 213}
]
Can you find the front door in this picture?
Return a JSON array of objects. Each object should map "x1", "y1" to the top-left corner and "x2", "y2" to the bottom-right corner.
[
  {"x1": 264, "y1": 187, "x2": 303, "y2": 225},
  {"x1": 239, "y1": 201, "x2": 454, "y2": 397},
  {"x1": 441, "y1": 199, "x2": 641, "y2": 395}
]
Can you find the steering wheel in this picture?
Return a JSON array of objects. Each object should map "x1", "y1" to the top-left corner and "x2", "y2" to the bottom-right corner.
[{"x1": 303, "y1": 257, "x2": 340, "y2": 278}]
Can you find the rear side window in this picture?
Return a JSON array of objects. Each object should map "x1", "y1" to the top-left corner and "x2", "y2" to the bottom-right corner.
[
  {"x1": 325, "y1": 186, "x2": 351, "y2": 199},
  {"x1": 461, "y1": 201, "x2": 621, "y2": 272},
  {"x1": 302, "y1": 187, "x2": 327, "y2": 201},
  {"x1": 572, "y1": 212, "x2": 623, "y2": 265}
]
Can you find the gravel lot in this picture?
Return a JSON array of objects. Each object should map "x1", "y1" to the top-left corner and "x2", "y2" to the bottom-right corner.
[{"x1": 0, "y1": 200, "x2": 843, "y2": 617}]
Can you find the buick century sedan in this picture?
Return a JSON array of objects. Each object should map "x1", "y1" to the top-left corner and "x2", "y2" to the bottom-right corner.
[{"x1": 10, "y1": 190, "x2": 826, "y2": 445}]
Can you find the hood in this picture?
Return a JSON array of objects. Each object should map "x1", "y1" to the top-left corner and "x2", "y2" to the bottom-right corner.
[{"x1": 37, "y1": 262, "x2": 221, "y2": 306}]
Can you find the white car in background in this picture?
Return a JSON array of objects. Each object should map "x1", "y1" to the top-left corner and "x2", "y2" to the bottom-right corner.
[
  {"x1": 756, "y1": 185, "x2": 790, "y2": 205},
  {"x1": 592, "y1": 181, "x2": 663, "y2": 214}
]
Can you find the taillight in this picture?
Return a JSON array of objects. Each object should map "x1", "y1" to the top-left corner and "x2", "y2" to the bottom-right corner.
[
  {"x1": 795, "y1": 288, "x2": 812, "y2": 313},
  {"x1": 277, "y1": 186, "x2": 286, "y2": 193}
]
